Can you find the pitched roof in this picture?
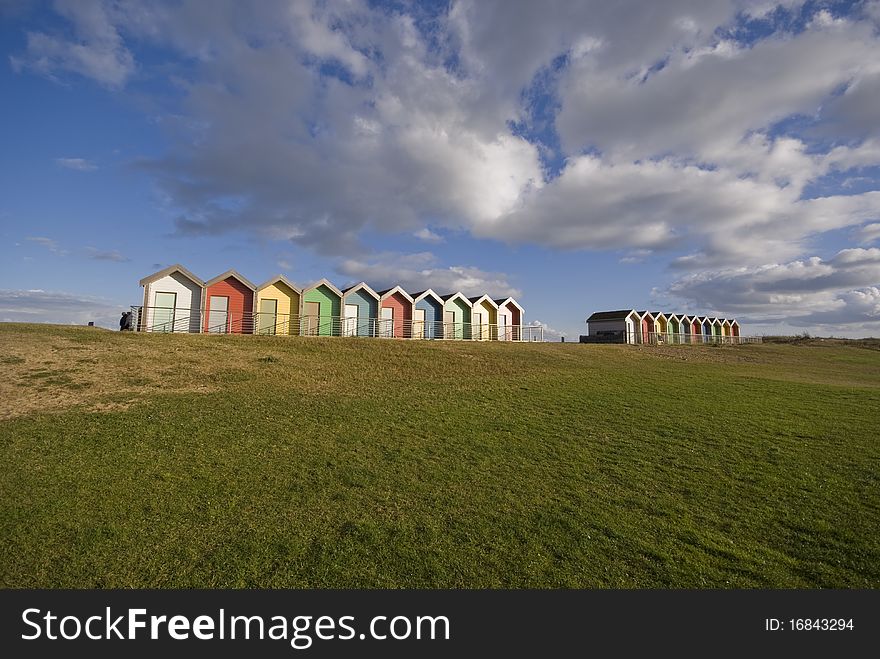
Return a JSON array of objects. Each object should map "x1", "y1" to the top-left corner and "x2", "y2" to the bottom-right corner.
[
  {"x1": 139, "y1": 263, "x2": 204, "y2": 287},
  {"x1": 586, "y1": 309, "x2": 636, "y2": 322},
  {"x1": 256, "y1": 274, "x2": 301, "y2": 293},
  {"x1": 494, "y1": 297, "x2": 525, "y2": 313},
  {"x1": 342, "y1": 281, "x2": 380, "y2": 299},
  {"x1": 468, "y1": 294, "x2": 498, "y2": 308},
  {"x1": 378, "y1": 285, "x2": 414, "y2": 303},
  {"x1": 412, "y1": 289, "x2": 444, "y2": 305},
  {"x1": 441, "y1": 292, "x2": 470, "y2": 305},
  {"x1": 204, "y1": 269, "x2": 257, "y2": 290},
  {"x1": 303, "y1": 278, "x2": 343, "y2": 297}
]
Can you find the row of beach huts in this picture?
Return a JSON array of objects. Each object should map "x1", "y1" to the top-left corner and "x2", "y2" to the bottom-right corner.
[
  {"x1": 584, "y1": 309, "x2": 754, "y2": 344},
  {"x1": 134, "y1": 264, "x2": 538, "y2": 341}
]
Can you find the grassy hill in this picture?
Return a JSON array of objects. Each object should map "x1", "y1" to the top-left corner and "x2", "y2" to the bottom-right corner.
[{"x1": 1, "y1": 323, "x2": 878, "y2": 588}]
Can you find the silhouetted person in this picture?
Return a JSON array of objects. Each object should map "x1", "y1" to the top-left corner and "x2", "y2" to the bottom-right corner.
[{"x1": 120, "y1": 311, "x2": 133, "y2": 331}]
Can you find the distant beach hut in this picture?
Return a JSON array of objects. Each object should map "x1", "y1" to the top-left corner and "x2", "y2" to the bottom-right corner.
[
  {"x1": 586, "y1": 309, "x2": 642, "y2": 344},
  {"x1": 680, "y1": 315, "x2": 693, "y2": 344},
  {"x1": 638, "y1": 311, "x2": 655, "y2": 343},
  {"x1": 138, "y1": 264, "x2": 204, "y2": 333},
  {"x1": 411, "y1": 289, "x2": 445, "y2": 339},
  {"x1": 468, "y1": 295, "x2": 499, "y2": 340},
  {"x1": 652, "y1": 312, "x2": 668, "y2": 343},
  {"x1": 441, "y1": 292, "x2": 472, "y2": 340},
  {"x1": 203, "y1": 270, "x2": 257, "y2": 334},
  {"x1": 255, "y1": 275, "x2": 301, "y2": 335},
  {"x1": 667, "y1": 313, "x2": 682, "y2": 344},
  {"x1": 701, "y1": 316, "x2": 713, "y2": 342},
  {"x1": 690, "y1": 316, "x2": 703, "y2": 343},
  {"x1": 494, "y1": 297, "x2": 525, "y2": 341},
  {"x1": 377, "y1": 286, "x2": 414, "y2": 338},
  {"x1": 302, "y1": 278, "x2": 343, "y2": 336},
  {"x1": 341, "y1": 282, "x2": 380, "y2": 337}
]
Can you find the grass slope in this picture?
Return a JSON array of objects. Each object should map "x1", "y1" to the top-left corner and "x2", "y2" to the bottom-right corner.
[{"x1": 1, "y1": 323, "x2": 878, "y2": 588}]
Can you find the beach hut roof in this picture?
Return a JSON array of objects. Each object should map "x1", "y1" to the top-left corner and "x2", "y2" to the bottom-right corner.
[
  {"x1": 441, "y1": 291, "x2": 471, "y2": 306},
  {"x1": 468, "y1": 294, "x2": 499, "y2": 308},
  {"x1": 586, "y1": 309, "x2": 637, "y2": 322},
  {"x1": 256, "y1": 274, "x2": 301, "y2": 294},
  {"x1": 303, "y1": 278, "x2": 343, "y2": 297},
  {"x1": 412, "y1": 289, "x2": 444, "y2": 305},
  {"x1": 139, "y1": 263, "x2": 204, "y2": 288},
  {"x1": 377, "y1": 285, "x2": 414, "y2": 303},
  {"x1": 342, "y1": 281, "x2": 380, "y2": 300},
  {"x1": 494, "y1": 297, "x2": 525, "y2": 314},
  {"x1": 204, "y1": 269, "x2": 257, "y2": 290}
]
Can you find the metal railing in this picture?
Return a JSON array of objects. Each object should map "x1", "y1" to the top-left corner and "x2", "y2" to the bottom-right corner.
[
  {"x1": 131, "y1": 307, "x2": 545, "y2": 342},
  {"x1": 581, "y1": 330, "x2": 759, "y2": 345},
  {"x1": 134, "y1": 306, "x2": 202, "y2": 334},
  {"x1": 634, "y1": 331, "x2": 760, "y2": 345}
]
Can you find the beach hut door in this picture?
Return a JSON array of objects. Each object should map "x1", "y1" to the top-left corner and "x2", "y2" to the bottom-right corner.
[
  {"x1": 380, "y1": 307, "x2": 393, "y2": 338},
  {"x1": 259, "y1": 298, "x2": 278, "y2": 335},
  {"x1": 153, "y1": 292, "x2": 176, "y2": 332},
  {"x1": 473, "y1": 311, "x2": 484, "y2": 340},
  {"x1": 498, "y1": 312, "x2": 507, "y2": 340},
  {"x1": 444, "y1": 310, "x2": 455, "y2": 339},
  {"x1": 303, "y1": 301, "x2": 320, "y2": 336},
  {"x1": 208, "y1": 296, "x2": 228, "y2": 333},
  {"x1": 413, "y1": 308, "x2": 425, "y2": 339},
  {"x1": 344, "y1": 304, "x2": 358, "y2": 337}
]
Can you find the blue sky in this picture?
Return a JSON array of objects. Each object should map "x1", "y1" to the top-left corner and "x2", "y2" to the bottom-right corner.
[{"x1": 1, "y1": 0, "x2": 879, "y2": 337}]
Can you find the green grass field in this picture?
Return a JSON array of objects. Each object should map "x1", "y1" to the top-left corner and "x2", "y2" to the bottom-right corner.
[{"x1": 1, "y1": 323, "x2": 878, "y2": 588}]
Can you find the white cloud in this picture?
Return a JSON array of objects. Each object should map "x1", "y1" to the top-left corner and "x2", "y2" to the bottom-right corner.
[
  {"x1": 287, "y1": 0, "x2": 370, "y2": 77},
  {"x1": 666, "y1": 249, "x2": 880, "y2": 332},
  {"x1": 447, "y1": 0, "x2": 733, "y2": 116},
  {"x1": 135, "y1": 3, "x2": 544, "y2": 256},
  {"x1": 0, "y1": 289, "x2": 124, "y2": 328},
  {"x1": 85, "y1": 247, "x2": 129, "y2": 262},
  {"x1": 26, "y1": 236, "x2": 68, "y2": 255},
  {"x1": 741, "y1": 0, "x2": 807, "y2": 19},
  {"x1": 19, "y1": 1, "x2": 880, "y2": 269},
  {"x1": 867, "y1": 0, "x2": 880, "y2": 24},
  {"x1": 130, "y1": 2, "x2": 880, "y2": 268},
  {"x1": 11, "y1": 0, "x2": 135, "y2": 88},
  {"x1": 556, "y1": 17, "x2": 880, "y2": 161},
  {"x1": 56, "y1": 157, "x2": 97, "y2": 171},
  {"x1": 620, "y1": 249, "x2": 652, "y2": 264},
  {"x1": 525, "y1": 319, "x2": 564, "y2": 341},
  {"x1": 856, "y1": 223, "x2": 880, "y2": 244},
  {"x1": 413, "y1": 227, "x2": 444, "y2": 243},
  {"x1": 27, "y1": 237, "x2": 133, "y2": 262}
]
